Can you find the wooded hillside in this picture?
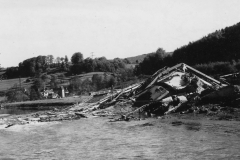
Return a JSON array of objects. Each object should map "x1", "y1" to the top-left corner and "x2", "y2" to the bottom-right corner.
[
  {"x1": 135, "y1": 22, "x2": 240, "y2": 75},
  {"x1": 172, "y1": 22, "x2": 240, "y2": 65}
]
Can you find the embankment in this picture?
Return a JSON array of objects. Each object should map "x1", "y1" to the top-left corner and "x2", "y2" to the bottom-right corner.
[{"x1": 2, "y1": 96, "x2": 90, "y2": 109}]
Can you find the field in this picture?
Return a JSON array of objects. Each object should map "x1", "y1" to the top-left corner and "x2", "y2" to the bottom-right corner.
[
  {"x1": 0, "y1": 71, "x2": 109, "y2": 105},
  {"x1": 0, "y1": 72, "x2": 108, "y2": 92},
  {"x1": 0, "y1": 78, "x2": 32, "y2": 92},
  {"x1": 68, "y1": 72, "x2": 110, "y2": 79}
]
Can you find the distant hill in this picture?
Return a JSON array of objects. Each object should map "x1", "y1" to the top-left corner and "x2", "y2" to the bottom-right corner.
[
  {"x1": 125, "y1": 52, "x2": 173, "y2": 64},
  {"x1": 125, "y1": 54, "x2": 148, "y2": 64}
]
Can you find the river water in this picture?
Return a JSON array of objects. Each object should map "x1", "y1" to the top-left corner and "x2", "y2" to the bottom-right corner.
[{"x1": 0, "y1": 117, "x2": 240, "y2": 160}]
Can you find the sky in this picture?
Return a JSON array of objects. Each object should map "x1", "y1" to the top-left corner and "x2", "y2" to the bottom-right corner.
[{"x1": 0, "y1": 0, "x2": 240, "y2": 67}]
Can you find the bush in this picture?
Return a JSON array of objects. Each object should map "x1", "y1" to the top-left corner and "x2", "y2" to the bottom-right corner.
[
  {"x1": 6, "y1": 89, "x2": 29, "y2": 102},
  {"x1": 194, "y1": 61, "x2": 237, "y2": 76},
  {"x1": 213, "y1": 62, "x2": 236, "y2": 74}
]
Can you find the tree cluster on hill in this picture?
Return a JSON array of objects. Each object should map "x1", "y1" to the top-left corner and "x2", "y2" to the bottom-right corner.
[
  {"x1": 5, "y1": 55, "x2": 70, "y2": 79},
  {"x1": 134, "y1": 48, "x2": 173, "y2": 75},
  {"x1": 68, "y1": 69, "x2": 136, "y2": 95},
  {"x1": 68, "y1": 74, "x2": 115, "y2": 94},
  {"x1": 5, "y1": 52, "x2": 129, "y2": 79},
  {"x1": 5, "y1": 67, "x2": 19, "y2": 78},
  {"x1": 194, "y1": 60, "x2": 240, "y2": 76},
  {"x1": 70, "y1": 52, "x2": 128, "y2": 74},
  {"x1": 18, "y1": 56, "x2": 48, "y2": 77}
]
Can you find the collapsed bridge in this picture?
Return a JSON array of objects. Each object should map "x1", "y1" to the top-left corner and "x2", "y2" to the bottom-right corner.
[{"x1": 94, "y1": 63, "x2": 240, "y2": 120}]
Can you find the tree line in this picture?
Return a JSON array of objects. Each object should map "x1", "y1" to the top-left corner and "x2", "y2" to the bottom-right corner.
[
  {"x1": 171, "y1": 22, "x2": 240, "y2": 65},
  {"x1": 5, "y1": 52, "x2": 131, "y2": 79},
  {"x1": 5, "y1": 55, "x2": 69, "y2": 79},
  {"x1": 70, "y1": 52, "x2": 128, "y2": 74}
]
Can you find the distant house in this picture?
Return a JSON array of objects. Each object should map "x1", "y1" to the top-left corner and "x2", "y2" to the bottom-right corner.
[
  {"x1": 53, "y1": 86, "x2": 69, "y2": 98},
  {"x1": 41, "y1": 86, "x2": 69, "y2": 99},
  {"x1": 41, "y1": 89, "x2": 55, "y2": 99}
]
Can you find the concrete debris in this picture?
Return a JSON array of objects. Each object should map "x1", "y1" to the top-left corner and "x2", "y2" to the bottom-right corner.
[
  {"x1": 102, "y1": 63, "x2": 240, "y2": 121},
  {"x1": 219, "y1": 72, "x2": 240, "y2": 85}
]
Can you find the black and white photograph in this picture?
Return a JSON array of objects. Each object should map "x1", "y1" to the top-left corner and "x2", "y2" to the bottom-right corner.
[{"x1": 0, "y1": 0, "x2": 240, "y2": 159}]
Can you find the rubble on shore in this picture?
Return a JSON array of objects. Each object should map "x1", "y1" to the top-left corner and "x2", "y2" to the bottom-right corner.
[{"x1": 1, "y1": 63, "x2": 240, "y2": 128}]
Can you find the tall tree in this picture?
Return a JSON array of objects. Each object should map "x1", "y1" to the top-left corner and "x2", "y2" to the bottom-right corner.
[
  {"x1": 65, "y1": 55, "x2": 69, "y2": 64},
  {"x1": 50, "y1": 75, "x2": 58, "y2": 88},
  {"x1": 56, "y1": 57, "x2": 61, "y2": 64},
  {"x1": 34, "y1": 78, "x2": 44, "y2": 91},
  {"x1": 92, "y1": 74, "x2": 103, "y2": 90},
  {"x1": 134, "y1": 48, "x2": 166, "y2": 75},
  {"x1": 30, "y1": 86, "x2": 41, "y2": 100},
  {"x1": 48, "y1": 55, "x2": 54, "y2": 64},
  {"x1": 71, "y1": 52, "x2": 83, "y2": 64}
]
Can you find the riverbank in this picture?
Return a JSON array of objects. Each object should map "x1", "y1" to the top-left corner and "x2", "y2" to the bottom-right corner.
[
  {"x1": 2, "y1": 96, "x2": 91, "y2": 109},
  {"x1": 1, "y1": 103, "x2": 240, "y2": 140},
  {"x1": 1, "y1": 101, "x2": 240, "y2": 129}
]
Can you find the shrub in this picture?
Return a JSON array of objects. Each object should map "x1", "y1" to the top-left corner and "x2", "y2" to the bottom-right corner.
[
  {"x1": 6, "y1": 89, "x2": 29, "y2": 102},
  {"x1": 194, "y1": 61, "x2": 237, "y2": 76}
]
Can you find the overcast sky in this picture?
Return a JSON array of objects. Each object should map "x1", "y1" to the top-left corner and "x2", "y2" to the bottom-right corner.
[{"x1": 0, "y1": 0, "x2": 240, "y2": 67}]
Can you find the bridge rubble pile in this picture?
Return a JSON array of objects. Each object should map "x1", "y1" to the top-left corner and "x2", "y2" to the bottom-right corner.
[{"x1": 92, "y1": 63, "x2": 240, "y2": 121}]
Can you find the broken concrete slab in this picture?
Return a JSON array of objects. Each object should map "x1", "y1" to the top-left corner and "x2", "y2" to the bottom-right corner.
[{"x1": 110, "y1": 63, "x2": 240, "y2": 121}]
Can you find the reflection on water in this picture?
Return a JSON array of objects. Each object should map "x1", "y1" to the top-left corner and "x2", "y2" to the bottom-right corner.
[{"x1": 0, "y1": 117, "x2": 240, "y2": 159}]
